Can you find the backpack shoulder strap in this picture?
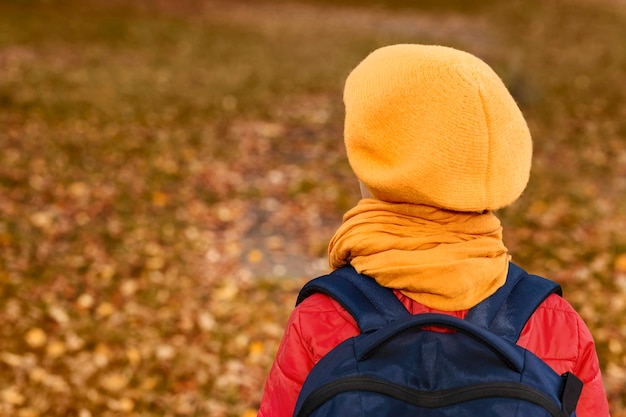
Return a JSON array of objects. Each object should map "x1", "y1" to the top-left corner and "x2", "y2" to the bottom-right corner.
[
  {"x1": 296, "y1": 265, "x2": 410, "y2": 333},
  {"x1": 465, "y1": 262, "x2": 562, "y2": 343}
]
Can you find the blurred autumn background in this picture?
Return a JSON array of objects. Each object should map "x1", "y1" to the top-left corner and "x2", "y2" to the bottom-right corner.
[{"x1": 1, "y1": 0, "x2": 626, "y2": 415}]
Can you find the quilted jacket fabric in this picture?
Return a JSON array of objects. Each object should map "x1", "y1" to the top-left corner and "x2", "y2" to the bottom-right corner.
[{"x1": 258, "y1": 291, "x2": 610, "y2": 417}]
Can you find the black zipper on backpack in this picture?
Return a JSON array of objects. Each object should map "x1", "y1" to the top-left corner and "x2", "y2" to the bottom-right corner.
[{"x1": 295, "y1": 376, "x2": 566, "y2": 417}]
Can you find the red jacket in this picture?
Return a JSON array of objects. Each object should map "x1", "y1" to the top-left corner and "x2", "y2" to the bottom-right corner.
[{"x1": 259, "y1": 290, "x2": 609, "y2": 417}]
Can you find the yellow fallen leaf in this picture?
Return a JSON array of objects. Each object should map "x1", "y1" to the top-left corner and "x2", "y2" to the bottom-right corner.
[
  {"x1": 17, "y1": 407, "x2": 40, "y2": 417},
  {"x1": 45, "y1": 373, "x2": 70, "y2": 393},
  {"x1": 217, "y1": 207, "x2": 234, "y2": 222},
  {"x1": 29, "y1": 211, "x2": 53, "y2": 229},
  {"x1": 96, "y1": 302, "x2": 115, "y2": 318},
  {"x1": 76, "y1": 293, "x2": 95, "y2": 310},
  {"x1": 197, "y1": 312, "x2": 216, "y2": 331},
  {"x1": 608, "y1": 339, "x2": 623, "y2": 355},
  {"x1": 247, "y1": 249, "x2": 263, "y2": 264},
  {"x1": 48, "y1": 305, "x2": 70, "y2": 325},
  {"x1": 0, "y1": 351, "x2": 23, "y2": 367},
  {"x1": 25, "y1": 328, "x2": 47, "y2": 348},
  {"x1": 145, "y1": 256, "x2": 165, "y2": 270},
  {"x1": 120, "y1": 280, "x2": 138, "y2": 296},
  {"x1": 214, "y1": 283, "x2": 238, "y2": 301},
  {"x1": 78, "y1": 409, "x2": 92, "y2": 417},
  {"x1": 155, "y1": 344, "x2": 175, "y2": 360},
  {"x1": 615, "y1": 253, "x2": 626, "y2": 272},
  {"x1": 247, "y1": 340, "x2": 265, "y2": 364},
  {"x1": 99, "y1": 264, "x2": 116, "y2": 281},
  {"x1": 66, "y1": 332, "x2": 85, "y2": 351},
  {"x1": 29, "y1": 367, "x2": 47, "y2": 383},
  {"x1": 140, "y1": 377, "x2": 158, "y2": 390},
  {"x1": 151, "y1": 191, "x2": 169, "y2": 207},
  {"x1": 242, "y1": 409, "x2": 257, "y2": 417},
  {"x1": 100, "y1": 372, "x2": 129, "y2": 392},
  {"x1": 249, "y1": 341, "x2": 264, "y2": 356},
  {"x1": 225, "y1": 240, "x2": 241, "y2": 256},
  {"x1": 126, "y1": 347, "x2": 142, "y2": 366},
  {"x1": 94, "y1": 343, "x2": 112, "y2": 367},
  {"x1": 0, "y1": 387, "x2": 25, "y2": 405},
  {"x1": 107, "y1": 397, "x2": 134, "y2": 412},
  {"x1": 69, "y1": 181, "x2": 89, "y2": 198},
  {"x1": 46, "y1": 340, "x2": 66, "y2": 358}
]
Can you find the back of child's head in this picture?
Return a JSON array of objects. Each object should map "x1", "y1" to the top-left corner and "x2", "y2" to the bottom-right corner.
[{"x1": 343, "y1": 44, "x2": 532, "y2": 212}]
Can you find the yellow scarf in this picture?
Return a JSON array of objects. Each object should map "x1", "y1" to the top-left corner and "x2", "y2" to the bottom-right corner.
[{"x1": 328, "y1": 199, "x2": 510, "y2": 311}]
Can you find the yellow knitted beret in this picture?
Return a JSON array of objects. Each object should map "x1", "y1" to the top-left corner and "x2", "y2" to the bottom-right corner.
[{"x1": 343, "y1": 44, "x2": 532, "y2": 212}]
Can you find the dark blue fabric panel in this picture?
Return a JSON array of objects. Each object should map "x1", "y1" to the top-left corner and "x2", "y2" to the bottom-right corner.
[{"x1": 297, "y1": 266, "x2": 409, "y2": 332}]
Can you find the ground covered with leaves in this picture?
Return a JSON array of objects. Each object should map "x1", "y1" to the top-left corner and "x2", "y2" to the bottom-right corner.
[{"x1": 1, "y1": 0, "x2": 625, "y2": 415}]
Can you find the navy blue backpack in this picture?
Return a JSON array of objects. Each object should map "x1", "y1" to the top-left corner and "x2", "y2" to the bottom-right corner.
[{"x1": 292, "y1": 263, "x2": 583, "y2": 417}]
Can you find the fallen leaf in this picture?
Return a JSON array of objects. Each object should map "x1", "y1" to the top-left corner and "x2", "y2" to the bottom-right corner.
[
  {"x1": 247, "y1": 249, "x2": 263, "y2": 264},
  {"x1": 152, "y1": 191, "x2": 170, "y2": 207},
  {"x1": 100, "y1": 373, "x2": 129, "y2": 392},
  {"x1": 0, "y1": 387, "x2": 25, "y2": 405},
  {"x1": 46, "y1": 341, "x2": 67, "y2": 358},
  {"x1": 96, "y1": 302, "x2": 115, "y2": 318},
  {"x1": 615, "y1": 253, "x2": 626, "y2": 272},
  {"x1": 25, "y1": 328, "x2": 47, "y2": 348}
]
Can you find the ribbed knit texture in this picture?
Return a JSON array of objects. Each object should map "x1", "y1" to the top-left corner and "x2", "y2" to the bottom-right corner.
[{"x1": 343, "y1": 44, "x2": 532, "y2": 212}]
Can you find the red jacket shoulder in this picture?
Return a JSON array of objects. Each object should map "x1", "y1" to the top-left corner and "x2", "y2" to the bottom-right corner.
[{"x1": 295, "y1": 293, "x2": 360, "y2": 362}]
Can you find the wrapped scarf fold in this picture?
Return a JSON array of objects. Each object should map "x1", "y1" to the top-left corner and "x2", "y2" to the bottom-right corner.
[{"x1": 328, "y1": 199, "x2": 510, "y2": 311}]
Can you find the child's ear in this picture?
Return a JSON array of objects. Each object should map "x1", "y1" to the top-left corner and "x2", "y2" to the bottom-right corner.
[{"x1": 359, "y1": 180, "x2": 374, "y2": 199}]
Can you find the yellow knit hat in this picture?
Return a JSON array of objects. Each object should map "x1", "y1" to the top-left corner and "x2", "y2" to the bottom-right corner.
[{"x1": 343, "y1": 44, "x2": 532, "y2": 212}]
